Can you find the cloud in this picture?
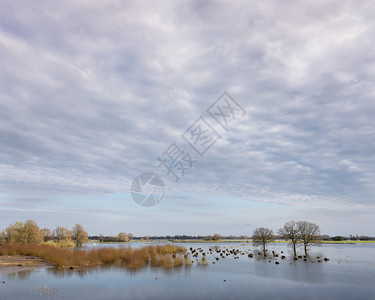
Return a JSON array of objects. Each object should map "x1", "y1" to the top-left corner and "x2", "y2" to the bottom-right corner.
[{"x1": 0, "y1": 0, "x2": 374, "y2": 234}]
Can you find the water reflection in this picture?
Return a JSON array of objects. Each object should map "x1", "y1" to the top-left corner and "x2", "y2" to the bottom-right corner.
[
  {"x1": 7, "y1": 269, "x2": 35, "y2": 281},
  {"x1": 1, "y1": 243, "x2": 374, "y2": 300},
  {"x1": 42, "y1": 263, "x2": 194, "y2": 280}
]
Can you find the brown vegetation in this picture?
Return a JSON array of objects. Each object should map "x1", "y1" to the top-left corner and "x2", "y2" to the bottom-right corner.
[{"x1": 0, "y1": 243, "x2": 188, "y2": 270}]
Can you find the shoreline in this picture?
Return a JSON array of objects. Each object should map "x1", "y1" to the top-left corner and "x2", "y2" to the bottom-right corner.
[
  {"x1": 0, "y1": 255, "x2": 49, "y2": 275},
  {"x1": 133, "y1": 240, "x2": 375, "y2": 244}
]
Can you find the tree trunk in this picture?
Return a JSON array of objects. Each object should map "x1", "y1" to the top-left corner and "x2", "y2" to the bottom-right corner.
[
  {"x1": 304, "y1": 244, "x2": 307, "y2": 257},
  {"x1": 293, "y1": 242, "x2": 297, "y2": 257},
  {"x1": 263, "y1": 243, "x2": 266, "y2": 257}
]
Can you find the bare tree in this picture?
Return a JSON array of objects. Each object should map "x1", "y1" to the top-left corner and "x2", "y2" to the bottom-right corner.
[
  {"x1": 41, "y1": 228, "x2": 53, "y2": 242},
  {"x1": 213, "y1": 233, "x2": 221, "y2": 241},
  {"x1": 54, "y1": 226, "x2": 71, "y2": 242},
  {"x1": 118, "y1": 232, "x2": 129, "y2": 242},
  {"x1": 278, "y1": 221, "x2": 300, "y2": 257},
  {"x1": 71, "y1": 224, "x2": 89, "y2": 247},
  {"x1": 252, "y1": 227, "x2": 275, "y2": 256},
  {"x1": 99, "y1": 234, "x2": 104, "y2": 242},
  {"x1": 296, "y1": 221, "x2": 320, "y2": 256}
]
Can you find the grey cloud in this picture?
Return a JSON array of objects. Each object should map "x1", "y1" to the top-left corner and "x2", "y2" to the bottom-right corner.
[{"x1": 0, "y1": 0, "x2": 374, "y2": 213}]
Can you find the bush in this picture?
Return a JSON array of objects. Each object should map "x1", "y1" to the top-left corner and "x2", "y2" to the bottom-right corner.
[{"x1": 57, "y1": 240, "x2": 75, "y2": 248}]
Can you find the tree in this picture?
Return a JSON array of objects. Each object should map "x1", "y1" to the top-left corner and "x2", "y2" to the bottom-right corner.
[
  {"x1": 54, "y1": 226, "x2": 71, "y2": 242},
  {"x1": 278, "y1": 221, "x2": 300, "y2": 257},
  {"x1": 297, "y1": 221, "x2": 320, "y2": 256},
  {"x1": 128, "y1": 233, "x2": 134, "y2": 240},
  {"x1": 71, "y1": 224, "x2": 89, "y2": 247},
  {"x1": 41, "y1": 228, "x2": 53, "y2": 242},
  {"x1": 23, "y1": 220, "x2": 43, "y2": 244},
  {"x1": 0, "y1": 230, "x2": 6, "y2": 244},
  {"x1": 118, "y1": 232, "x2": 129, "y2": 242},
  {"x1": 252, "y1": 227, "x2": 275, "y2": 256},
  {"x1": 99, "y1": 234, "x2": 104, "y2": 242},
  {"x1": 4, "y1": 220, "x2": 43, "y2": 244},
  {"x1": 213, "y1": 233, "x2": 221, "y2": 241},
  {"x1": 5, "y1": 221, "x2": 24, "y2": 243}
]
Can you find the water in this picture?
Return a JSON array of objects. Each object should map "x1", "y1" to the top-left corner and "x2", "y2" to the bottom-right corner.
[{"x1": 1, "y1": 242, "x2": 375, "y2": 300}]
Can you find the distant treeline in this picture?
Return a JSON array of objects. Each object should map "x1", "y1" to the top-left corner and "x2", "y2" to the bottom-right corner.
[
  {"x1": 2, "y1": 220, "x2": 374, "y2": 246},
  {"x1": 89, "y1": 234, "x2": 375, "y2": 242},
  {"x1": 321, "y1": 235, "x2": 375, "y2": 241},
  {"x1": 88, "y1": 234, "x2": 251, "y2": 242},
  {"x1": 90, "y1": 233, "x2": 134, "y2": 243}
]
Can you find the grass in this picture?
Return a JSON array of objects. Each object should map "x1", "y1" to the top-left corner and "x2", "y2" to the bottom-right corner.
[
  {"x1": 317, "y1": 240, "x2": 375, "y2": 244},
  {"x1": 42, "y1": 240, "x2": 75, "y2": 248},
  {"x1": 0, "y1": 243, "x2": 188, "y2": 270},
  {"x1": 271, "y1": 240, "x2": 375, "y2": 244}
]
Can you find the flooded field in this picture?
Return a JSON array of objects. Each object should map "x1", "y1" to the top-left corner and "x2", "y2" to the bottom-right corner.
[{"x1": 1, "y1": 242, "x2": 375, "y2": 300}]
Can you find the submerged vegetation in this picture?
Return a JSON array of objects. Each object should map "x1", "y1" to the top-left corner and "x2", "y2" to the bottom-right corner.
[{"x1": 0, "y1": 243, "x2": 188, "y2": 270}]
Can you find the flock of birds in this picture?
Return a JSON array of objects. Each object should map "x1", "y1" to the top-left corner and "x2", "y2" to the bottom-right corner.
[
  {"x1": 186, "y1": 246, "x2": 329, "y2": 265},
  {"x1": 156, "y1": 246, "x2": 330, "y2": 281}
]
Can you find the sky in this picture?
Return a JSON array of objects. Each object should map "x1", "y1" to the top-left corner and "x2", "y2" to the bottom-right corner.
[{"x1": 0, "y1": 0, "x2": 374, "y2": 237}]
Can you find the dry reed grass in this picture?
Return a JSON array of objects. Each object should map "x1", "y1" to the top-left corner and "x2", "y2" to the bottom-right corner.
[{"x1": 0, "y1": 243, "x2": 188, "y2": 270}]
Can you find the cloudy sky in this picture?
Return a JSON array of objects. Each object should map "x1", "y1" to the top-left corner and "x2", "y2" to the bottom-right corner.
[{"x1": 1, "y1": 0, "x2": 374, "y2": 236}]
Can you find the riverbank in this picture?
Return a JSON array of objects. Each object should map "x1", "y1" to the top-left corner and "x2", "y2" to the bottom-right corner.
[{"x1": 0, "y1": 255, "x2": 47, "y2": 275}]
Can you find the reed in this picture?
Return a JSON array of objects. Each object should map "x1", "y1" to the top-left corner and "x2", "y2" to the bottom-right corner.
[
  {"x1": 0, "y1": 243, "x2": 188, "y2": 270},
  {"x1": 184, "y1": 255, "x2": 192, "y2": 266},
  {"x1": 97, "y1": 248, "x2": 119, "y2": 264},
  {"x1": 173, "y1": 256, "x2": 184, "y2": 267},
  {"x1": 159, "y1": 255, "x2": 174, "y2": 268}
]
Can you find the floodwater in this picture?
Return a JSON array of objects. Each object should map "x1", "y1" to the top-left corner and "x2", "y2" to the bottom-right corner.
[{"x1": 1, "y1": 242, "x2": 375, "y2": 300}]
